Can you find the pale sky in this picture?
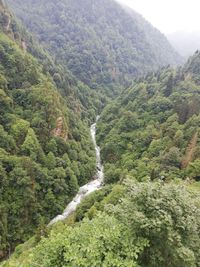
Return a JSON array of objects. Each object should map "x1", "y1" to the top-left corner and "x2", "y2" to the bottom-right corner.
[{"x1": 117, "y1": 0, "x2": 200, "y2": 34}]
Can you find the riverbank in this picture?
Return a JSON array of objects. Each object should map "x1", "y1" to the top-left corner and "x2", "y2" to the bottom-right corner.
[{"x1": 49, "y1": 119, "x2": 104, "y2": 226}]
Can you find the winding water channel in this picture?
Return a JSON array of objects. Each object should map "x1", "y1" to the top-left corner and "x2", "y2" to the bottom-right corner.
[{"x1": 49, "y1": 118, "x2": 104, "y2": 226}]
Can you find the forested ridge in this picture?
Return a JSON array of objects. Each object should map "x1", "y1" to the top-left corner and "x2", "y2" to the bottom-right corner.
[
  {"x1": 97, "y1": 51, "x2": 200, "y2": 184},
  {"x1": 1, "y1": 0, "x2": 200, "y2": 266},
  {"x1": 2, "y1": 0, "x2": 106, "y2": 120},
  {"x1": 0, "y1": 2, "x2": 99, "y2": 259},
  {"x1": 8, "y1": 0, "x2": 182, "y2": 96}
]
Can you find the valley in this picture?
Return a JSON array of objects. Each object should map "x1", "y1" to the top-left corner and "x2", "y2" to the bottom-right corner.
[
  {"x1": 49, "y1": 118, "x2": 104, "y2": 226},
  {"x1": 0, "y1": 0, "x2": 200, "y2": 266}
]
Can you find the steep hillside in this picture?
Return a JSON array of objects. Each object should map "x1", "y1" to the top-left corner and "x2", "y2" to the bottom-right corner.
[
  {"x1": 1, "y1": 10, "x2": 200, "y2": 266},
  {"x1": 2, "y1": 0, "x2": 106, "y2": 121},
  {"x1": 8, "y1": 0, "x2": 182, "y2": 96},
  {"x1": 184, "y1": 50, "x2": 200, "y2": 82},
  {"x1": 1, "y1": 1, "x2": 200, "y2": 266},
  {"x1": 2, "y1": 168, "x2": 200, "y2": 267},
  {"x1": 0, "y1": 3, "x2": 97, "y2": 260},
  {"x1": 97, "y1": 52, "x2": 200, "y2": 183}
]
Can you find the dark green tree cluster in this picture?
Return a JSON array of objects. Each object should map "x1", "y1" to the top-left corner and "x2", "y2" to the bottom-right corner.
[
  {"x1": 3, "y1": 181, "x2": 200, "y2": 267},
  {"x1": 8, "y1": 0, "x2": 182, "y2": 97},
  {"x1": 97, "y1": 55, "x2": 200, "y2": 183}
]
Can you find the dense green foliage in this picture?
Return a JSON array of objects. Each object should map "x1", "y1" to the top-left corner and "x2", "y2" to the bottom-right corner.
[
  {"x1": 1, "y1": 0, "x2": 200, "y2": 266},
  {"x1": 97, "y1": 53, "x2": 200, "y2": 183},
  {"x1": 0, "y1": 3, "x2": 98, "y2": 259},
  {"x1": 1, "y1": 0, "x2": 106, "y2": 121},
  {"x1": 3, "y1": 181, "x2": 200, "y2": 267},
  {"x1": 8, "y1": 0, "x2": 182, "y2": 96}
]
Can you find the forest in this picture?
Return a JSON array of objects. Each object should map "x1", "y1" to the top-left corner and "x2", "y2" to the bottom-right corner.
[
  {"x1": 97, "y1": 52, "x2": 200, "y2": 184},
  {"x1": 0, "y1": 2, "x2": 99, "y2": 259},
  {"x1": 8, "y1": 0, "x2": 182, "y2": 96},
  {"x1": 0, "y1": 0, "x2": 200, "y2": 266}
]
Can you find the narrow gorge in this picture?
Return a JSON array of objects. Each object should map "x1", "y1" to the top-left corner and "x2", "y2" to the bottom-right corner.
[
  {"x1": 2, "y1": 1, "x2": 200, "y2": 266},
  {"x1": 49, "y1": 118, "x2": 104, "y2": 225}
]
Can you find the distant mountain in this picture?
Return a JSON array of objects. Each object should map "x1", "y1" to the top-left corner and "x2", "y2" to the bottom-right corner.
[
  {"x1": 7, "y1": 0, "x2": 182, "y2": 96},
  {"x1": 167, "y1": 31, "x2": 200, "y2": 58}
]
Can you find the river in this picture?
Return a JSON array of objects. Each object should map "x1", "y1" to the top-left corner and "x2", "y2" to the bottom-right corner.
[{"x1": 49, "y1": 118, "x2": 104, "y2": 226}]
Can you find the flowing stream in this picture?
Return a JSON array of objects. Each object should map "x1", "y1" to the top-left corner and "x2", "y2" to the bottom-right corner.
[{"x1": 49, "y1": 118, "x2": 104, "y2": 226}]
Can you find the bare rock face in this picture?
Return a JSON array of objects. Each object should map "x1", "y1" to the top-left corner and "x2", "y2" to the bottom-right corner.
[
  {"x1": 181, "y1": 132, "x2": 198, "y2": 169},
  {"x1": 21, "y1": 40, "x2": 27, "y2": 52},
  {"x1": 6, "y1": 16, "x2": 10, "y2": 31},
  {"x1": 0, "y1": 7, "x2": 11, "y2": 32},
  {"x1": 52, "y1": 117, "x2": 68, "y2": 140}
]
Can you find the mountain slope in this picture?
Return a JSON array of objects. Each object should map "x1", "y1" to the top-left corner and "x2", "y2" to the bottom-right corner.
[
  {"x1": 0, "y1": 3, "x2": 97, "y2": 260},
  {"x1": 2, "y1": 0, "x2": 106, "y2": 121},
  {"x1": 1, "y1": 1, "x2": 200, "y2": 264},
  {"x1": 97, "y1": 52, "x2": 200, "y2": 183},
  {"x1": 7, "y1": 0, "x2": 182, "y2": 96},
  {"x1": 3, "y1": 53, "x2": 200, "y2": 266}
]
